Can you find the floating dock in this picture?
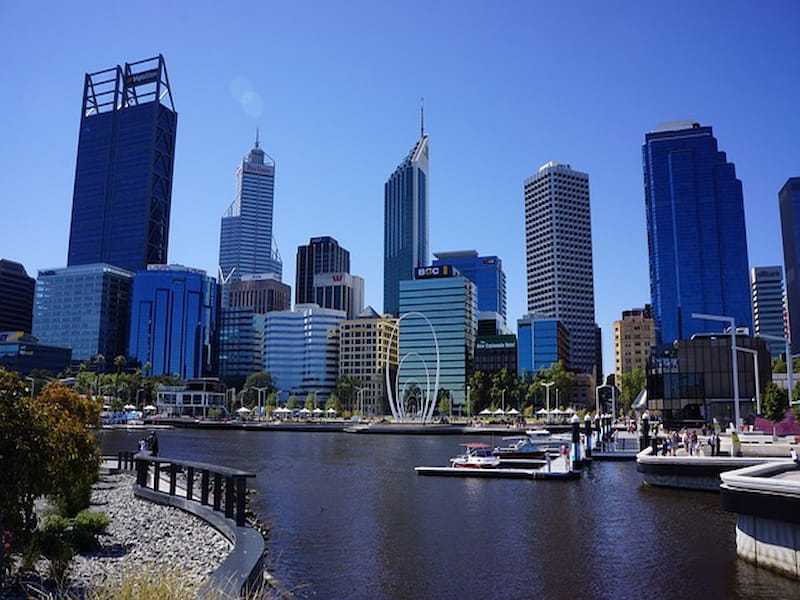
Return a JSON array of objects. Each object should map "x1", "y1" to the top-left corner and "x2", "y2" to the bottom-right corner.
[{"x1": 415, "y1": 455, "x2": 579, "y2": 480}]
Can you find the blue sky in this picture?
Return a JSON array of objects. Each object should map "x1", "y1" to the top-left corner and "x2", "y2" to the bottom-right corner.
[{"x1": 2, "y1": 1, "x2": 798, "y2": 373}]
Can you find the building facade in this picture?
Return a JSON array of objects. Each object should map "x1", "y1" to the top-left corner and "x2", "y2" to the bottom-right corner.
[
  {"x1": 474, "y1": 335, "x2": 517, "y2": 375},
  {"x1": 644, "y1": 121, "x2": 752, "y2": 344},
  {"x1": 432, "y1": 250, "x2": 507, "y2": 322},
  {"x1": 67, "y1": 55, "x2": 177, "y2": 272},
  {"x1": 295, "y1": 237, "x2": 350, "y2": 304},
  {"x1": 264, "y1": 305, "x2": 345, "y2": 402},
  {"x1": 750, "y1": 266, "x2": 786, "y2": 358},
  {"x1": 384, "y1": 133, "x2": 429, "y2": 316},
  {"x1": 312, "y1": 272, "x2": 364, "y2": 320},
  {"x1": 517, "y1": 313, "x2": 570, "y2": 377},
  {"x1": 524, "y1": 161, "x2": 596, "y2": 374},
  {"x1": 33, "y1": 264, "x2": 133, "y2": 362},
  {"x1": 227, "y1": 274, "x2": 290, "y2": 314},
  {"x1": 0, "y1": 259, "x2": 35, "y2": 333},
  {"x1": 647, "y1": 334, "x2": 770, "y2": 427},
  {"x1": 219, "y1": 135, "x2": 282, "y2": 285},
  {"x1": 779, "y1": 177, "x2": 800, "y2": 354},
  {"x1": 398, "y1": 267, "x2": 476, "y2": 411},
  {"x1": 0, "y1": 332, "x2": 72, "y2": 376},
  {"x1": 613, "y1": 305, "x2": 656, "y2": 383},
  {"x1": 127, "y1": 265, "x2": 218, "y2": 379},
  {"x1": 156, "y1": 378, "x2": 227, "y2": 418},
  {"x1": 338, "y1": 306, "x2": 398, "y2": 415}
]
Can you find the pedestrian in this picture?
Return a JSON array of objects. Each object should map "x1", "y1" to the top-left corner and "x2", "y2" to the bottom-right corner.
[
  {"x1": 148, "y1": 431, "x2": 159, "y2": 457},
  {"x1": 709, "y1": 432, "x2": 717, "y2": 456}
]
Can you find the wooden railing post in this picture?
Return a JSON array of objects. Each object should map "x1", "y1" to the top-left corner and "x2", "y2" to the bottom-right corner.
[
  {"x1": 200, "y1": 470, "x2": 209, "y2": 505},
  {"x1": 213, "y1": 473, "x2": 222, "y2": 511},
  {"x1": 186, "y1": 466, "x2": 195, "y2": 501},
  {"x1": 235, "y1": 476, "x2": 247, "y2": 527},
  {"x1": 225, "y1": 476, "x2": 235, "y2": 519}
]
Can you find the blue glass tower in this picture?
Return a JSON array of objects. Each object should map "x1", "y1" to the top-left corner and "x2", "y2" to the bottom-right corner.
[
  {"x1": 384, "y1": 132, "x2": 429, "y2": 316},
  {"x1": 432, "y1": 250, "x2": 506, "y2": 322},
  {"x1": 779, "y1": 177, "x2": 800, "y2": 353},
  {"x1": 67, "y1": 55, "x2": 177, "y2": 272},
  {"x1": 128, "y1": 265, "x2": 218, "y2": 378},
  {"x1": 644, "y1": 122, "x2": 751, "y2": 344}
]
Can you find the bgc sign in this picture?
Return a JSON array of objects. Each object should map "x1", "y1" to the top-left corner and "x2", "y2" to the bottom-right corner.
[{"x1": 415, "y1": 265, "x2": 453, "y2": 279}]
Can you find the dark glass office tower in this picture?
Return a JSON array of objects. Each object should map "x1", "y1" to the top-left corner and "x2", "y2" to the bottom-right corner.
[
  {"x1": 295, "y1": 236, "x2": 350, "y2": 304},
  {"x1": 432, "y1": 250, "x2": 507, "y2": 321},
  {"x1": 67, "y1": 55, "x2": 177, "y2": 272},
  {"x1": 779, "y1": 177, "x2": 800, "y2": 354},
  {"x1": 0, "y1": 259, "x2": 35, "y2": 332},
  {"x1": 644, "y1": 121, "x2": 751, "y2": 344},
  {"x1": 383, "y1": 132, "x2": 429, "y2": 316}
]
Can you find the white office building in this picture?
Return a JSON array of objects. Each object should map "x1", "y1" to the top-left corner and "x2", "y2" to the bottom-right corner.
[{"x1": 751, "y1": 266, "x2": 787, "y2": 357}]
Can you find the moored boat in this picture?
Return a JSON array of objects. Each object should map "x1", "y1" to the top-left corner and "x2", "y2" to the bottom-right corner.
[
  {"x1": 450, "y1": 443, "x2": 500, "y2": 468},
  {"x1": 493, "y1": 430, "x2": 565, "y2": 459}
]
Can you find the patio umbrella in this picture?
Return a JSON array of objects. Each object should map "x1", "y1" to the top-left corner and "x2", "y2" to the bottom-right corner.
[
  {"x1": 236, "y1": 406, "x2": 251, "y2": 414},
  {"x1": 507, "y1": 408, "x2": 520, "y2": 415},
  {"x1": 299, "y1": 408, "x2": 311, "y2": 414},
  {"x1": 312, "y1": 408, "x2": 324, "y2": 414},
  {"x1": 143, "y1": 405, "x2": 157, "y2": 411},
  {"x1": 479, "y1": 409, "x2": 493, "y2": 415},
  {"x1": 123, "y1": 404, "x2": 136, "y2": 411},
  {"x1": 493, "y1": 408, "x2": 506, "y2": 415},
  {"x1": 326, "y1": 408, "x2": 337, "y2": 414},
  {"x1": 536, "y1": 408, "x2": 549, "y2": 415}
]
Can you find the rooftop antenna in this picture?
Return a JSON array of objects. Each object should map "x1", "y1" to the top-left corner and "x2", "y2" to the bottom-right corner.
[
  {"x1": 420, "y1": 97, "x2": 424, "y2": 137},
  {"x1": 255, "y1": 127, "x2": 260, "y2": 148}
]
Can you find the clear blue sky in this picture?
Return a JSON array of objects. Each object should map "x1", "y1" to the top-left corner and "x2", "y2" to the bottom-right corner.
[{"x1": 2, "y1": 1, "x2": 798, "y2": 374}]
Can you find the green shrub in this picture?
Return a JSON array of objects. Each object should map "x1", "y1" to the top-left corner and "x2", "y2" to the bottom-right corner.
[
  {"x1": 37, "y1": 515, "x2": 71, "y2": 559},
  {"x1": 72, "y1": 510, "x2": 109, "y2": 552},
  {"x1": 53, "y1": 478, "x2": 95, "y2": 517}
]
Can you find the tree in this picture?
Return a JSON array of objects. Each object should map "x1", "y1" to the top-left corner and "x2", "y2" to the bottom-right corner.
[
  {"x1": 286, "y1": 394, "x2": 298, "y2": 409},
  {"x1": 618, "y1": 367, "x2": 646, "y2": 415},
  {"x1": 242, "y1": 371, "x2": 276, "y2": 407},
  {"x1": 0, "y1": 368, "x2": 101, "y2": 580},
  {"x1": 304, "y1": 392, "x2": 316, "y2": 410},
  {"x1": 326, "y1": 393, "x2": 342, "y2": 414},
  {"x1": 437, "y1": 388, "x2": 451, "y2": 416},
  {"x1": 762, "y1": 382, "x2": 788, "y2": 432},
  {"x1": 468, "y1": 371, "x2": 491, "y2": 414}
]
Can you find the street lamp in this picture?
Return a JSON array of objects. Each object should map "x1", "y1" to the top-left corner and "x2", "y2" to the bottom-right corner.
[
  {"x1": 501, "y1": 389, "x2": 506, "y2": 413},
  {"x1": 543, "y1": 382, "x2": 555, "y2": 422},
  {"x1": 25, "y1": 376, "x2": 35, "y2": 401},
  {"x1": 758, "y1": 333, "x2": 797, "y2": 406},
  {"x1": 692, "y1": 312, "x2": 740, "y2": 429},
  {"x1": 253, "y1": 386, "x2": 269, "y2": 419},
  {"x1": 736, "y1": 347, "x2": 761, "y2": 415}
]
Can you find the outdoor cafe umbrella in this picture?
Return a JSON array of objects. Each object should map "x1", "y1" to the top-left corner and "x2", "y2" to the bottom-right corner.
[
  {"x1": 536, "y1": 408, "x2": 549, "y2": 415},
  {"x1": 312, "y1": 408, "x2": 324, "y2": 415},
  {"x1": 506, "y1": 408, "x2": 520, "y2": 415},
  {"x1": 143, "y1": 405, "x2": 157, "y2": 411},
  {"x1": 493, "y1": 408, "x2": 506, "y2": 415},
  {"x1": 236, "y1": 406, "x2": 251, "y2": 414},
  {"x1": 479, "y1": 409, "x2": 493, "y2": 416},
  {"x1": 123, "y1": 404, "x2": 137, "y2": 411},
  {"x1": 274, "y1": 407, "x2": 291, "y2": 414},
  {"x1": 326, "y1": 408, "x2": 337, "y2": 415}
]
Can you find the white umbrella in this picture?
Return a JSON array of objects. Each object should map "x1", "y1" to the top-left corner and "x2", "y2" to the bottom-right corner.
[
  {"x1": 507, "y1": 408, "x2": 520, "y2": 415},
  {"x1": 326, "y1": 408, "x2": 337, "y2": 414},
  {"x1": 143, "y1": 405, "x2": 157, "y2": 411},
  {"x1": 536, "y1": 408, "x2": 549, "y2": 415},
  {"x1": 493, "y1": 408, "x2": 506, "y2": 415},
  {"x1": 299, "y1": 408, "x2": 311, "y2": 414},
  {"x1": 479, "y1": 409, "x2": 492, "y2": 415},
  {"x1": 564, "y1": 408, "x2": 576, "y2": 414},
  {"x1": 236, "y1": 406, "x2": 251, "y2": 414},
  {"x1": 551, "y1": 408, "x2": 563, "y2": 415},
  {"x1": 123, "y1": 404, "x2": 136, "y2": 411},
  {"x1": 312, "y1": 408, "x2": 324, "y2": 414},
  {"x1": 275, "y1": 406, "x2": 291, "y2": 414}
]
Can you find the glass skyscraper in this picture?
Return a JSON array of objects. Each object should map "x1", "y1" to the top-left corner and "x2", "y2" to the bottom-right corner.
[
  {"x1": 67, "y1": 55, "x2": 177, "y2": 272},
  {"x1": 779, "y1": 177, "x2": 800, "y2": 353},
  {"x1": 384, "y1": 132, "x2": 429, "y2": 316},
  {"x1": 295, "y1": 236, "x2": 350, "y2": 303},
  {"x1": 0, "y1": 259, "x2": 35, "y2": 332},
  {"x1": 644, "y1": 121, "x2": 751, "y2": 344},
  {"x1": 432, "y1": 250, "x2": 507, "y2": 322},
  {"x1": 517, "y1": 314, "x2": 569, "y2": 377},
  {"x1": 127, "y1": 265, "x2": 218, "y2": 379},
  {"x1": 524, "y1": 161, "x2": 597, "y2": 375},
  {"x1": 33, "y1": 264, "x2": 133, "y2": 362},
  {"x1": 219, "y1": 135, "x2": 282, "y2": 286}
]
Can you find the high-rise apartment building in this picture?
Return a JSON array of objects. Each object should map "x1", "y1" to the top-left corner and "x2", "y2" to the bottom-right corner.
[
  {"x1": 432, "y1": 250, "x2": 507, "y2": 322},
  {"x1": 127, "y1": 265, "x2": 218, "y2": 379},
  {"x1": 219, "y1": 135, "x2": 282, "y2": 285},
  {"x1": 750, "y1": 266, "x2": 786, "y2": 358},
  {"x1": 33, "y1": 264, "x2": 133, "y2": 362},
  {"x1": 524, "y1": 161, "x2": 596, "y2": 374},
  {"x1": 67, "y1": 55, "x2": 177, "y2": 272},
  {"x1": 644, "y1": 121, "x2": 751, "y2": 344},
  {"x1": 779, "y1": 177, "x2": 800, "y2": 354},
  {"x1": 384, "y1": 131, "x2": 429, "y2": 316},
  {"x1": 0, "y1": 260, "x2": 35, "y2": 332},
  {"x1": 398, "y1": 267, "x2": 476, "y2": 411},
  {"x1": 338, "y1": 306, "x2": 398, "y2": 415},
  {"x1": 613, "y1": 305, "x2": 655, "y2": 384}
]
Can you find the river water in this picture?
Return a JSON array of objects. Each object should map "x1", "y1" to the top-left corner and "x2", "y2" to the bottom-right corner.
[{"x1": 98, "y1": 429, "x2": 800, "y2": 599}]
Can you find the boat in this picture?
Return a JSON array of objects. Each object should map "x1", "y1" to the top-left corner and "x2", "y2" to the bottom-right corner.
[
  {"x1": 450, "y1": 443, "x2": 500, "y2": 468},
  {"x1": 492, "y1": 430, "x2": 566, "y2": 459}
]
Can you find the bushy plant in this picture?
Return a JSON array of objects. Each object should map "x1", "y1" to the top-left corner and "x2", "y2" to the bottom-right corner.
[
  {"x1": 71, "y1": 510, "x2": 109, "y2": 552},
  {"x1": 53, "y1": 479, "x2": 95, "y2": 518}
]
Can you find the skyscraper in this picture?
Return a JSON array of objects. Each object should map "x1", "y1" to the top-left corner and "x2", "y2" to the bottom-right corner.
[
  {"x1": 432, "y1": 250, "x2": 507, "y2": 322},
  {"x1": 644, "y1": 121, "x2": 751, "y2": 344},
  {"x1": 0, "y1": 259, "x2": 35, "y2": 332},
  {"x1": 383, "y1": 130, "x2": 429, "y2": 316},
  {"x1": 524, "y1": 161, "x2": 597, "y2": 375},
  {"x1": 750, "y1": 267, "x2": 786, "y2": 358},
  {"x1": 613, "y1": 306, "x2": 655, "y2": 384},
  {"x1": 295, "y1": 237, "x2": 350, "y2": 303},
  {"x1": 219, "y1": 134, "x2": 282, "y2": 285},
  {"x1": 779, "y1": 177, "x2": 800, "y2": 353},
  {"x1": 67, "y1": 55, "x2": 177, "y2": 272}
]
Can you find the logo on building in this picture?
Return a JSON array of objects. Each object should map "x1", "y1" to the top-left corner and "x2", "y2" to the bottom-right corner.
[
  {"x1": 415, "y1": 265, "x2": 452, "y2": 279},
  {"x1": 125, "y1": 69, "x2": 159, "y2": 87}
]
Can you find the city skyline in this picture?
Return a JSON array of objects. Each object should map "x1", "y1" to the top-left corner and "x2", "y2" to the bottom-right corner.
[{"x1": 2, "y1": 2, "x2": 799, "y2": 372}]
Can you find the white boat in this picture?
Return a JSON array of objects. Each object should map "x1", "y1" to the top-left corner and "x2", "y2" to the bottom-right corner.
[{"x1": 450, "y1": 443, "x2": 501, "y2": 468}]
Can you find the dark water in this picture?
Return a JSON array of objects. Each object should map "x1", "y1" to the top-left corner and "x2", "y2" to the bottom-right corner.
[{"x1": 98, "y1": 429, "x2": 800, "y2": 599}]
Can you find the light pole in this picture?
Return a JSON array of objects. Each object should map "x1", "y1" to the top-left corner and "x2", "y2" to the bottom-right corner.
[
  {"x1": 253, "y1": 386, "x2": 268, "y2": 419},
  {"x1": 501, "y1": 389, "x2": 506, "y2": 413},
  {"x1": 543, "y1": 382, "x2": 554, "y2": 423},
  {"x1": 693, "y1": 312, "x2": 740, "y2": 429},
  {"x1": 25, "y1": 376, "x2": 35, "y2": 401},
  {"x1": 758, "y1": 334, "x2": 797, "y2": 406},
  {"x1": 736, "y1": 347, "x2": 761, "y2": 415}
]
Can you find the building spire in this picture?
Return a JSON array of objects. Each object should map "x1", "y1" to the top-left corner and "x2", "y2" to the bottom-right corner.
[
  {"x1": 420, "y1": 97, "x2": 424, "y2": 138},
  {"x1": 255, "y1": 127, "x2": 260, "y2": 148}
]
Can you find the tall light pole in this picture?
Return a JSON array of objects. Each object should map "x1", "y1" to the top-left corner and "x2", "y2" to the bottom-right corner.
[
  {"x1": 543, "y1": 382, "x2": 555, "y2": 422},
  {"x1": 693, "y1": 313, "x2": 740, "y2": 429},
  {"x1": 501, "y1": 389, "x2": 506, "y2": 413},
  {"x1": 758, "y1": 333, "x2": 796, "y2": 406},
  {"x1": 253, "y1": 386, "x2": 268, "y2": 419},
  {"x1": 736, "y1": 347, "x2": 761, "y2": 415}
]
